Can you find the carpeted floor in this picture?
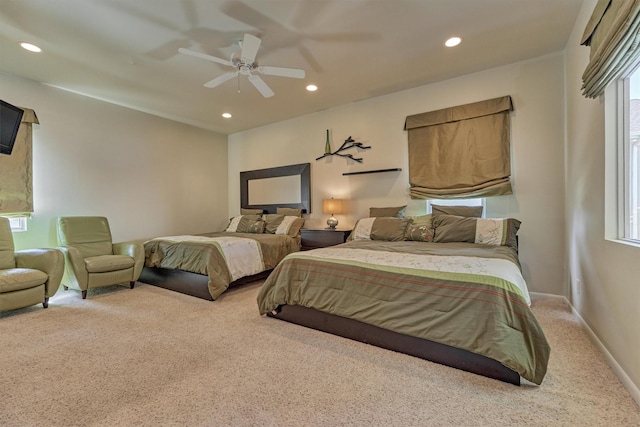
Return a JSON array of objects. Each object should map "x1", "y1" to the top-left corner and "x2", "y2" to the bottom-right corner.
[{"x1": 0, "y1": 281, "x2": 638, "y2": 427}]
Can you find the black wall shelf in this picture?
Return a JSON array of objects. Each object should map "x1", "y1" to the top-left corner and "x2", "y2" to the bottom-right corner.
[{"x1": 342, "y1": 168, "x2": 402, "y2": 176}]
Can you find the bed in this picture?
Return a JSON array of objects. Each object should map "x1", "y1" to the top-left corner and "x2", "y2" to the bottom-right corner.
[
  {"x1": 139, "y1": 163, "x2": 311, "y2": 300},
  {"x1": 257, "y1": 212, "x2": 551, "y2": 385},
  {"x1": 140, "y1": 231, "x2": 300, "y2": 300}
]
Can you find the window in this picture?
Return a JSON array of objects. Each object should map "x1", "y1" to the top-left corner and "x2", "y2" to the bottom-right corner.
[
  {"x1": 582, "y1": 0, "x2": 640, "y2": 244},
  {"x1": 0, "y1": 107, "x2": 37, "y2": 216},
  {"x1": 2, "y1": 215, "x2": 27, "y2": 232},
  {"x1": 619, "y1": 65, "x2": 640, "y2": 242},
  {"x1": 405, "y1": 96, "x2": 514, "y2": 199},
  {"x1": 426, "y1": 198, "x2": 485, "y2": 217}
]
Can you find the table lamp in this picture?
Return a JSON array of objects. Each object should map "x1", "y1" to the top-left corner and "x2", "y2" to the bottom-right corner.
[{"x1": 322, "y1": 198, "x2": 343, "y2": 230}]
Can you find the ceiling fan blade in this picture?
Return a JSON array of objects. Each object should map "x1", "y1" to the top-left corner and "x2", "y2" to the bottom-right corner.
[
  {"x1": 178, "y1": 48, "x2": 232, "y2": 67},
  {"x1": 248, "y1": 75, "x2": 274, "y2": 98},
  {"x1": 258, "y1": 66, "x2": 305, "y2": 79},
  {"x1": 204, "y1": 72, "x2": 238, "y2": 88},
  {"x1": 241, "y1": 33, "x2": 261, "y2": 63}
]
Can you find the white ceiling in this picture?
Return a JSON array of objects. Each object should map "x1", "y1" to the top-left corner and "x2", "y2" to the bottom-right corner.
[{"x1": 0, "y1": 0, "x2": 584, "y2": 135}]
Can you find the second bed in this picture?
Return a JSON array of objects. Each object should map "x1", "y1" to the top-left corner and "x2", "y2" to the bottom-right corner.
[{"x1": 140, "y1": 231, "x2": 299, "y2": 300}]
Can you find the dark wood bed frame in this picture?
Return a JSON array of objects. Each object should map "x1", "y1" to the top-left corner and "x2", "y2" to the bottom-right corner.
[
  {"x1": 268, "y1": 304, "x2": 521, "y2": 385},
  {"x1": 138, "y1": 266, "x2": 271, "y2": 301}
]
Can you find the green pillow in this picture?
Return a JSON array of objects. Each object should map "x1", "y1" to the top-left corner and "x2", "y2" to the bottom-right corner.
[
  {"x1": 236, "y1": 217, "x2": 265, "y2": 234},
  {"x1": 369, "y1": 205, "x2": 407, "y2": 218},
  {"x1": 431, "y1": 204, "x2": 483, "y2": 218},
  {"x1": 276, "y1": 207, "x2": 303, "y2": 217},
  {"x1": 264, "y1": 214, "x2": 305, "y2": 236},
  {"x1": 352, "y1": 217, "x2": 412, "y2": 241},
  {"x1": 404, "y1": 214, "x2": 434, "y2": 242},
  {"x1": 432, "y1": 214, "x2": 520, "y2": 250},
  {"x1": 263, "y1": 214, "x2": 285, "y2": 234},
  {"x1": 225, "y1": 215, "x2": 262, "y2": 232},
  {"x1": 432, "y1": 215, "x2": 476, "y2": 243},
  {"x1": 276, "y1": 217, "x2": 305, "y2": 237},
  {"x1": 241, "y1": 208, "x2": 263, "y2": 215}
]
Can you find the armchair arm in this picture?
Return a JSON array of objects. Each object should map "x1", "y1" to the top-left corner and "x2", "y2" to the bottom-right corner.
[
  {"x1": 112, "y1": 241, "x2": 145, "y2": 281},
  {"x1": 57, "y1": 246, "x2": 89, "y2": 291},
  {"x1": 15, "y1": 248, "x2": 65, "y2": 298}
]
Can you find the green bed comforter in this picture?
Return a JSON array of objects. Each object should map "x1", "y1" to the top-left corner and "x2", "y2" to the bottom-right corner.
[
  {"x1": 257, "y1": 240, "x2": 550, "y2": 384},
  {"x1": 145, "y1": 232, "x2": 299, "y2": 299}
]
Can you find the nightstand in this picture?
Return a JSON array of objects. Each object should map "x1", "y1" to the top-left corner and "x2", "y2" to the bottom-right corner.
[{"x1": 300, "y1": 229, "x2": 352, "y2": 250}]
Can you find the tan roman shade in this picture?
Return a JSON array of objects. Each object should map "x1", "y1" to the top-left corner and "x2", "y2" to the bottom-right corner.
[
  {"x1": 0, "y1": 107, "x2": 39, "y2": 214},
  {"x1": 581, "y1": 0, "x2": 640, "y2": 98},
  {"x1": 404, "y1": 96, "x2": 513, "y2": 199}
]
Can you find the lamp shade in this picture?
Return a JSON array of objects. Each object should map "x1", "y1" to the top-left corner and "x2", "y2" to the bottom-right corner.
[{"x1": 322, "y1": 198, "x2": 343, "y2": 214}]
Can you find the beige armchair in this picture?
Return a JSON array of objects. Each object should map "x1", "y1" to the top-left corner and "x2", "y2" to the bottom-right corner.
[
  {"x1": 0, "y1": 217, "x2": 64, "y2": 313},
  {"x1": 57, "y1": 216, "x2": 144, "y2": 299}
]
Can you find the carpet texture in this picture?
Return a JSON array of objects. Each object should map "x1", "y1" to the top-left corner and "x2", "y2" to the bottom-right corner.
[{"x1": 0, "y1": 282, "x2": 638, "y2": 426}]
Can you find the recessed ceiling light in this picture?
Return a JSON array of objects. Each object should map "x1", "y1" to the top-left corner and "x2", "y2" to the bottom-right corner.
[
  {"x1": 222, "y1": 112, "x2": 232, "y2": 118},
  {"x1": 306, "y1": 84, "x2": 318, "y2": 92},
  {"x1": 20, "y1": 42, "x2": 41, "y2": 53},
  {"x1": 445, "y1": 37, "x2": 462, "y2": 47}
]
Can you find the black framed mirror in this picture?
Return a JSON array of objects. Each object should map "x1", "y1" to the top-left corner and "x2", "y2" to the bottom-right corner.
[{"x1": 240, "y1": 163, "x2": 310, "y2": 214}]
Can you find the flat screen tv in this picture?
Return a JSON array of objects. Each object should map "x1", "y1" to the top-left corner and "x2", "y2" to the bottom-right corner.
[{"x1": 0, "y1": 100, "x2": 25, "y2": 156}]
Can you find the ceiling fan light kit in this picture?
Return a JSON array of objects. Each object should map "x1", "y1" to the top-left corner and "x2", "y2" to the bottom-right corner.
[{"x1": 178, "y1": 33, "x2": 305, "y2": 98}]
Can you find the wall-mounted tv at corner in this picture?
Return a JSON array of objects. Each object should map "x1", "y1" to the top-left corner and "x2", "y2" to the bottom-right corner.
[{"x1": 0, "y1": 100, "x2": 24, "y2": 156}]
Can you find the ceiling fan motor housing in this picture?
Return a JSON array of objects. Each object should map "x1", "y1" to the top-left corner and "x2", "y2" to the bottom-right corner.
[{"x1": 232, "y1": 58, "x2": 258, "y2": 74}]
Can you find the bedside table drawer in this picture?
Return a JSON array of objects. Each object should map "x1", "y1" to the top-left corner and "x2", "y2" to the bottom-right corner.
[{"x1": 301, "y1": 229, "x2": 351, "y2": 250}]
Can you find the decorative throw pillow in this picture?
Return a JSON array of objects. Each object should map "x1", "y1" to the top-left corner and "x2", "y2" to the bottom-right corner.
[
  {"x1": 405, "y1": 225, "x2": 434, "y2": 242},
  {"x1": 275, "y1": 217, "x2": 305, "y2": 237},
  {"x1": 369, "y1": 205, "x2": 407, "y2": 218},
  {"x1": 352, "y1": 217, "x2": 412, "y2": 241},
  {"x1": 225, "y1": 215, "x2": 262, "y2": 232},
  {"x1": 431, "y1": 204, "x2": 483, "y2": 218},
  {"x1": 407, "y1": 214, "x2": 433, "y2": 227},
  {"x1": 241, "y1": 208, "x2": 263, "y2": 215},
  {"x1": 276, "y1": 207, "x2": 303, "y2": 217},
  {"x1": 404, "y1": 214, "x2": 434, "y2": 242},
  {"x1": 237, "y1": 219, "x2": 266, "y2": 234}
]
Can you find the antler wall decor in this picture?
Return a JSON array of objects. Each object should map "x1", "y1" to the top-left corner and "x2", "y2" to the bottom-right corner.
[{"x1": 316, "y1": 132, "x2": 371, "y2": 163}]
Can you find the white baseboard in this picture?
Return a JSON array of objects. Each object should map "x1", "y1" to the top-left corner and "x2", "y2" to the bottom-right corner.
[
  {"x1": 531, "y1": 292, "x2": 640, "y2": 407},
  {"x1": 530, "y1": 292, "x2": 567, "y2": 303}
]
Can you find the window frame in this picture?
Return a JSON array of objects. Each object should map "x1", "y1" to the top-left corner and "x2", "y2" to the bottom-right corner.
[
  {"x1": 613, "y1": 61, "x2": 640, "y2": 244},
  {"x1": 2, "y1": 215, "x2": 28, "y2": 232},
  {"x1": 426, "y1": 198, "x2": 486, "y2": 217}
]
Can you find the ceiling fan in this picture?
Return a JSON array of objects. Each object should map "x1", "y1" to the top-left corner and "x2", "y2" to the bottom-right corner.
[{"x1": 178, "y1": 34, "x2": 305, "y2": 98}]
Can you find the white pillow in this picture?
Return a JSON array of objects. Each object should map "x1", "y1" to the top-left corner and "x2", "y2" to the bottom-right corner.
[
  {"x1": 275, "y1": 216, "x2": 297, "y2": 235},
  {"x1": 351, "y1": 217, "x2": 376, "y2": 240},
  {"x1": 225, "y1": 216, "x2": 242, "y2": 232},
  {"x1": 474, "y1": 218, "x2": 520, "y2": 249}
]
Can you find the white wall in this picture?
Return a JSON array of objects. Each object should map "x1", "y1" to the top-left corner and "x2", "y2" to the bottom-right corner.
[
  {"x1": 228, "y1": 54, "x2": 567, "y2": 296},
  {"x1": 0, "y1": 72, "x2": 229, "y2": 250},
  {"x1": 565, "y1": 0, "x2": 640, "y2": 396}
]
